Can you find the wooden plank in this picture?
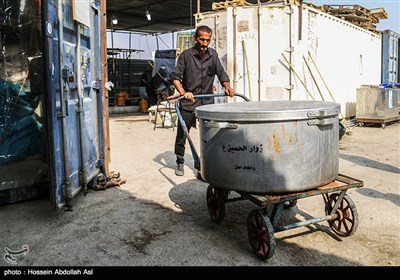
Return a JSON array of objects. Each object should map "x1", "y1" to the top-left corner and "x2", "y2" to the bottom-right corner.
[
  {"x1": 212, "y1": 0, "x2": 251, "y2": 11},
  {"x1": 102, "y1": 1, "x2": 111, "y2": 175},
  {"x1": 240, "y1": 173, "x2": 363, "y2": 207}
]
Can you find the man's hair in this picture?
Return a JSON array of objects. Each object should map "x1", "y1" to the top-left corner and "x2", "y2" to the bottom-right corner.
[{"x1": 195, "y1": 25, "x2": 212, "y2": 37}]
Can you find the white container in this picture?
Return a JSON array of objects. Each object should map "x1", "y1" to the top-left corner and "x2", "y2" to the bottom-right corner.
[{"x1": 195, "y1": 1, "x2": 382, "y2": 118}]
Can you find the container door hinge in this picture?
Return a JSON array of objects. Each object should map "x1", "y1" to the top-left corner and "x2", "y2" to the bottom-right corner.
[
  {"x1": 257, "y1": 6, "x2": 263, "y2": 16},
  {"x1": 92, "y1": 80, "x2": 101, "y2": 90},
  {"x1": 75, "y1": 106, "x2": 83, "y2": 113},
  {"x1": 285, "y1": 84, "x2": 294, "y2": 91},
  {"x1": 195, "y1": 13, "x2": 204, "y2": 21},
  {"x1": 62, "y1": 67, "x2": 74, "y2": 83},
  {"x1": 284, "y1": 46, "x2": 294, "y2": 53},
  {"x1": 233, "y1": 7, "x2": 238, "y2": 16},
  {"x1": 284, "y1": 6, "x2": 293, "y2": 14},
  {"x1": 90, "y1": 1, "x2": 99, "y2": 10},
  {"x1": 95, "y1": 159, "x2": 104, "y2": 168}
]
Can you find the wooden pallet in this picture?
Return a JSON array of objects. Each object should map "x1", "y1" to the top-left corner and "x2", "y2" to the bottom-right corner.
[
  {"x1": 321, "y1": 4, "x2": 387, "y2": 32},
  {"x1": 212, "y1": 0, "x2": 251, "y2": 11},
  {"x1": 370, "y1": 8, "x2": 388, "y2": 20}
]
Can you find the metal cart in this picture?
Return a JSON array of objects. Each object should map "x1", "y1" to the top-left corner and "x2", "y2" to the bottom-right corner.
[
  {"x1": 205, "y1": 173, "x2": 363, "y2": 260},
  {"x1": 174, "y1": 94, "x2": 363, "y2": 260}
]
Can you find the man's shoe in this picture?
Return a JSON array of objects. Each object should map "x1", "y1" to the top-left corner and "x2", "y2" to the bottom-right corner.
[{"x1": 175, "y1": 163, "x2": 184, "y2": 176}]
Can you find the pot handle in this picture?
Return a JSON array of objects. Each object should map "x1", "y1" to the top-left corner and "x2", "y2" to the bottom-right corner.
[
  {"x1": 307, "y1": 117, "x2": 337, "y2": 126},
  {"x1": 203, "y1": 120, "x2": 239, "y2": 129},
  {"x1": 307, "y1": 109, "x2": 339, "y2": 118}
]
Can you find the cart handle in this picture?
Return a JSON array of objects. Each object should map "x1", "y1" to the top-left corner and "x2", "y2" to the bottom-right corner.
[
  {"x1": 171, "y1": 93, "x2": 249, "y2": 171},
  {"x1": 168, "y1": 93, "x2": 250, "y2": 102}
]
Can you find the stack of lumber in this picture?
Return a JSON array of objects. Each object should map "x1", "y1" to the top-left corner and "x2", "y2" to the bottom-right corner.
[{"x1": 321, "y1": 5, "x2": 388, "y2": 32}]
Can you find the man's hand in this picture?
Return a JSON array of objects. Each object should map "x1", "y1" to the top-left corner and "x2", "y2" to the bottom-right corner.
[
  {"x1": 223, "y1": 82, "x2": 235, "y2": 97},
  {"x1": 225, "y1": 87, "x2": 235, "y2": 97},
  {"x1": 183, "y1": 91, "x2": 195, "y2": 102}
]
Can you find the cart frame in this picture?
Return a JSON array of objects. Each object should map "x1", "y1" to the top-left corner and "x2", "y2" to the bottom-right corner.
[{"x1": 206, "y1": 173, "x2": 363, "y2": 260}]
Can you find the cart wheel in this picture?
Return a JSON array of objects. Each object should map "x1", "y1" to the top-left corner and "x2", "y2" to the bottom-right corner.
[
  {"x1": 206, "y1": 185, "x2": 226, "y2": 223},
  {"x1": 284, "y1": 200, "x2": 297, "y2": 209},
  {"x1": 325, "y1": 193, "x2": 359, "y2": 237},
  {"x1": 247, "y1": 209, "x2": 276, "y2": 261}
]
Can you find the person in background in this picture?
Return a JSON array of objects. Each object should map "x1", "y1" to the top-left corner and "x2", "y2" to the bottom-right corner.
[
  {"x1": 140, "y1": 63, "x2": 157, "y2": 106},
  {"x1": 150, "y1": 65, "x2": 169, "y2": 90},
  {"x1": 175, "y1": 47, "x2": 181, "y2": 58},
  {"x1": 171, "y1": 25, "x2": 235, "y2": 177},
  {"x1": 140, "y1": 64, "x2": 153, "y2": 87},
  {"x1": 150, "y1": 65, "x2": 171, "y2": 101}
]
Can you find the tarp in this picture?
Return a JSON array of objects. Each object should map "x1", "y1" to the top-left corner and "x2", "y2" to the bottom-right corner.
[{"x1": 153, "y1": 49, "x2": 177, "y2": 81}]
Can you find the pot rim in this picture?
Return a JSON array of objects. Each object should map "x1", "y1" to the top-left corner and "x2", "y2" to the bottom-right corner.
[{"x1": 195, "y1": 100, "x2": 340, "y2": 121}]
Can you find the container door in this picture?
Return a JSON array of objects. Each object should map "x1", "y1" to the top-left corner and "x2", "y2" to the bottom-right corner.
[
  {"x1": 196, "y1": 5, "x2": 291, "y2": 102},
  {"x1": 0, "y1": 0, "x2": 50, "y2": 206},
  {"x1": 43, "y1": 0, "x2": 105, "y2": 209}
]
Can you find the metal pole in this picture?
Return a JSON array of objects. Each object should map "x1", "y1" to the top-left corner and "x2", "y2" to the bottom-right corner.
[
  {"x1": 242, "y1": 40, "x2": 252, "y2": 101},
  {"x1": 111, "y1": 35, "x2": 116, "y2": 76},
  {"x1": 307, "y1": 51, "x2": 352, "y2": 132},
  {"x1": 156, "y1": 34, "x2": 159, "y2": 50},
  {"x1": 303, "y1": 55, "x2": 324, "y2": 101},
  {"x1": 128, "y1": 32, "x2": 132, "y2": 94},
  {"x1": 233, "y1": 8, "x2": 237, "y2": 95},
  {"x1": 281, "y1": 53, "x2": 315, "y2": 101},
  {"x1": 57, "y1": 0, "x2": 72, "y2": 208},
  {"x1": 197, "y1": 0, "x2": 200, "y2": 14},
  {"x1": 257, "y1": 2, "x2": 262, "y2": 101},
  {"x1": 76, "y1": 23, "x2": 89, "y2": 194}
]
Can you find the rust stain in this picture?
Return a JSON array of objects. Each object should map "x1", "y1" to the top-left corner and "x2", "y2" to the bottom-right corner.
[
  {"x1": 288, "y1": 133, "x2": 299, "y2": 144},
  {"x1": 273, "y1": 131, "x2": 280, "y2": 154},
  {"x1": 281, "y1": 125, "x2": 286, "y2": 138}
]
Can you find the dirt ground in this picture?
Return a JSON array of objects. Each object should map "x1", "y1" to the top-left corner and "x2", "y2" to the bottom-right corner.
[{"x1": 0, "y1": 112, "x2": 399, "y2": 269}]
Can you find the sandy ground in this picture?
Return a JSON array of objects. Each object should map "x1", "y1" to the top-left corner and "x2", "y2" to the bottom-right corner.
[{"x1": 0, "y1": 112, "x2": 399, "y2": 269}]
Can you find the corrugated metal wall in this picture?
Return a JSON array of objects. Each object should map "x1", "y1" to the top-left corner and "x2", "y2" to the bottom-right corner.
[
  {"x1": 381, "y1": 30, "x2": 400, "y2": 85},
  {"x1": 0, "y1": 0, "x2": 108, "y2": 208}
]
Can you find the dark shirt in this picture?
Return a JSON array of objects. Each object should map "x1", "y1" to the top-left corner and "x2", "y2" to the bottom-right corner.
[
  {"x1": 171, "y1": 44, "x2": 230, "y2": 111},
  {"x1": 140, "y1": 71, "x2": 151, "y2": 87},
  {"x1": 150, "y1": 68, "x2": 169, "y2": 89}
]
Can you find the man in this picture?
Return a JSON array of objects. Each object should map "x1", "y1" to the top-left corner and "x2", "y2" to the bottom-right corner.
[
  {"x1": 171, "y1": 25, "x2": 235, "y2": 177},
  {"x1": 140, "y1": 64, "x2": 155, "y2": 105},
  {"x1": 149, "y1": 65, "x2": 170, "y2": 104}
]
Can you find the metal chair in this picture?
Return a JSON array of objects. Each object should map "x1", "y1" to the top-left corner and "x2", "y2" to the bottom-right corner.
[{"x1": 153, "y1": 86, "x2": 176, "y2": 130}]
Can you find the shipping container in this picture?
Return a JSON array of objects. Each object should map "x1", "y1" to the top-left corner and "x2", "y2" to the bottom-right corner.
[
  {"x1": 0, "y1": 0, "x2": 109, "y2": 209},
  {"x1": 195, "y1": 1, "x2": 382, "y2": 118},
  {"x1": 381, "y1": 30, "x2": 400, "y2": 85}
]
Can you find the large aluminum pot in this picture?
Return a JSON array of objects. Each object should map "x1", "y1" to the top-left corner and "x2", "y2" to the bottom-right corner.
[{"x1": 195, "y1": 100, "x2": 341, "y2": 194}]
